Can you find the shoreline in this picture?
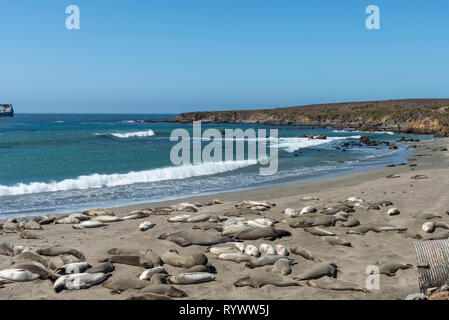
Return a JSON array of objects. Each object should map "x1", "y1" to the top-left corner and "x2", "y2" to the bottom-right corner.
[{"x1": 1, "y1": 138, "x2": 449, "y2": 300}]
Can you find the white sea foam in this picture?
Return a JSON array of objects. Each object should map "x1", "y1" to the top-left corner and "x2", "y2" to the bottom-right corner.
[
  {"x1": 274, "y1": 136, "x2": 361, "y2": 153},
  {"x1": 0, "y1": 160, "x2": 257, "y2": 196},
  {"x1": 332, "y1": 129, "x2": 394, "y2": 135},
  {"x1": 95, "y1": 129, "x2": 156, "y2": 138}
]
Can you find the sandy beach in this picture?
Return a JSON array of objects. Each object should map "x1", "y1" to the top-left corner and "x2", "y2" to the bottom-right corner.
[{"x1": 1, "y1": 138, "x2": 449, "y2": 300}]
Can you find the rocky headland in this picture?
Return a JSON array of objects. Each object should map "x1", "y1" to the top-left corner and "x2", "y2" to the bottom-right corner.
[{"x1": 0, "y1": 104, "x2": 14, "y2": 117}]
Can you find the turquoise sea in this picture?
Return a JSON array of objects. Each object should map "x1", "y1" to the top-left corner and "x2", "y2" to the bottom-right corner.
[{"x1": 0, "y1": 114, "x2": 434, "y2": 218}]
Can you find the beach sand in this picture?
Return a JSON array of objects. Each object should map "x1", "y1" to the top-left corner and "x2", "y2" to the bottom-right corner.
[{"x1": 1, "y1": 139, "x2": 449, "y2": 300}]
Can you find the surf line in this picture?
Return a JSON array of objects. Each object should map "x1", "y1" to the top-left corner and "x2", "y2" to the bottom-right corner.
[{"x1": 170, "y1": 121, "x2": 278, "y2": 175}]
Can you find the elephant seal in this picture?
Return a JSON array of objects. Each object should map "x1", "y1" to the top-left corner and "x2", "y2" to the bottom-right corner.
[
  {"x1": 139, "y1": 266, "x2": 167, "y2": 281},
  {"x1": 275, "y1": 244, "x2": 289, "y2": 256},
  {"x1": 323, "y1": 236, "x2": 352, "y2": 247},
  {"x1": 148, "y1": 273, "x2": 168, "y2": 285},
  {"x1": 126, "y1": 293, "x2": 174, "y2": 300},
  {"x1": 122, "y1": 211, "x2": 150, "y2": 220},
  {"x1": 341, "y1": 218, "x2": 360, "y2": 228},
  {"x1": 86, "y1": 262, "x2": 114, "y2": 274},
  {"x1": 13, "y1": 251, "x2": 48, "y2": 267},
  {"x1": 48, "y1": 256, "x2": 80, "y2": 270},
  {"x1": 103, "y1": 278, "x2": 152, "y2": 293},
  {"x1": 99, "y1": 255, "x2": 157, "y2": 268},
  {"x1": 168, "y1": 272, "x2": 215, "y2": 285},
  {"x1": 55, "y1": 216, "x2": 79, "y2": 224},
  {"x1": 304, "y1": 227, "x2": 336, "y2": 237},
  {"x1": 273, "y1": 258, "x2": 292, "y2": 275},
  {"x1": 218, "y1": 252, "x2": 250, "y2": 263},
  {"x1": 306, "y1": 277, "x2": 367, "y2": 292},
  {"x1": 106, "y1": 248, "x2": 161, "y2": 265},
  {"x1": 259, "y1": 243, "x2": 275, "y2": 255},
  {"x1": 312, "y1": 216, "x2": 345, "y2": 227},
  {"x1": 295, "y1": 263, "x2": 338, "y2": 280},
  {"x1": 24, "y1": 221, "x2": 42, "y2": 230},
  {"x1": 290, "y1": 246, "x2": 321, "y2": 262},
  {"x1": 152, "y1": 207, "x2": 173, "y2": 215},
  {"x1": 0, "y1": 242, "x2": 14, "y2": 256},
  {"x1": 235, "y1": 227, "x2": 291, "y2": 241},
  {"x1": 234, "y1": 271, "x2": 300, "y2": 288},
  {"x1": 245, "y1": 255, "x2": 290, "y2": 269},
  {"x1": 186, "y1": 214, "x2": 213, "y2": 223},
  {"x1": 38, "y1": 216, "x2": 56, "y2": 225},
  {"x1": 54, "y1": 273, "x2": 110, "y2": 292},
  {"x1": 92, "y1": 215, "x2": 123, "y2": 223},
  {"x1": 18, "y1": 230, "x2": 41, "y2": 239},
  {"x1": 434, "y1": 221, "x2": 449, "y2": 230},
  {"x1": 244, "y1": 245, "x2": 260, "y2": 257},
  {"x1": 36, "y1": 246, "x2": 86, "y2": 260},
  {"x1": 158, "y1": 231, "x2": 234, "y2": 247},
  {"x1": 425, "y1": 231, "x2": 449, "y2": 240},
  {"x1": 378, "y1": 262, "x2": 412, "y2": 276},
  {"x1": 72, "y1": 221, "x2": 106, "y2": 229},
  {"x1": 161, "y1": 250, "x2": 208, "y2": 268},
  {"x1": 56, "y1": 262, "x2": 91, "y2": 275},
  {"x1": 0, "y1": 269, "x2": 40, "y2": 282},
  {"x1": 83, "y1": 208, "x2": 115, "y2": 216},
  {"x1": 138, "y1": 284, "x2": 187, "y2": 297},
  {"x1": 2, "y1": 222, "x2": 20, "y2": 233},
  {"x1": 139, "y1": 222, "x2": 155, "y2": 231},
  {"x1": 346, "y1": 225, "x2": 381, "y2": 235},
  {"x1": 11, "y1": 262, "x2": 58, "y2": 280}
]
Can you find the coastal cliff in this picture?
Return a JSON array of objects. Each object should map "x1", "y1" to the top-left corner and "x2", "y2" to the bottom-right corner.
[
  {"x1": 173, "y1": 99, "x2": 449, "y2": 137},
  {"x1": 0, "y1": 103, "x2": 14, "y2": 117}
]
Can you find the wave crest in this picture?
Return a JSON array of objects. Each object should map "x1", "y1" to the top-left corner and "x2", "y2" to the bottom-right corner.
[{"x1": 95, "y1": 130, "x2": 155, "y2": 138}]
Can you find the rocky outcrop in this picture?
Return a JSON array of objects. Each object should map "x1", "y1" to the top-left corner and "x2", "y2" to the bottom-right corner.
[
  {"x1": 173, "y1": 99, "x2": 449, "y2": 136},
  {"x1": 0, "y1": 103, "x2": 14, "y2": 117}
]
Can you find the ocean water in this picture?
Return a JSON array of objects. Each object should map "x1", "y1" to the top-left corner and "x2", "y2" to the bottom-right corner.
[{"x1": 0, "y1": 114, "x2": 434, "y2": 218}]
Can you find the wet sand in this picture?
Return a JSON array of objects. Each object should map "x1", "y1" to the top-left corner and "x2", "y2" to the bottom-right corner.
[{"x1": 1, "y1": 139, "x2": 449, "y2": 300}]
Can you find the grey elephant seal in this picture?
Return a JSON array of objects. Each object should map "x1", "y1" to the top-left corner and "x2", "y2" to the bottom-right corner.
[
  {"x1": 18, "y1": 230, "x2": 41, "y2": 239},
  {"x1": 0, "y1": 242, "x2": 14, "y2": 256},
  {"x1": 245, "y1": 255, "x2": 290, "y2": 269},
  {"x1": 273, "y1": 258, "x2": 292, "y2": 275},
  {"x1": 234, "y1": 271, "x2": 300, "y2": 288},
  {"x1": 86, "y1": 262, "x2": 114, "y2": 274},
  {"x1": 312, "y1": 216, "x2": 346, "y2": 227},
  {"x1": 11, "y1": 262, "x2": 58, "y2": 281},
  {"x1": 341, "y1": 218, "x2": 360, "y2": 228},
  {"x1": 54, "y1": 273, "x2": 110, "y2": 292},
  {"x1": 36, "y1": 246, "x2": 86, "y2": 260},
  {"x1": 99, "y1": 254, "x2": 158, "y2": 269},
  {"x1": 168, "y1": 272, "x2": 215, "y2": 285},
  {"x1": 24, "y1": 221, "x2": 42, "y2": 230},
  {"x1": 139, "y1": 266, "x2": 167, "y2": 281},
  {"x1": 295, "y1": 263, "x2": 338, "y2": 280},
  {"x1": 304, "y1": 227, "x2": 336, "y2": 237},
  {"x1": 346, "y1": 225, "x2": 381, "y2": 235},
  {"x1": 290, "y1": 246, "x2": 321, "y2": 262},
  {"x1": 158, "y1": 231, "x2": 234, "y2": 247},
  {"x1": 56, "y1": 262, "x2": 91, "y2": 275},
  {"x1": 103, "y1": 278, "x2": 151, "y2": 293},
  {"x1": 378, "y1": 262, "x2": 412, "y2": 276},
  {"x1": 235, "y1": 227, "x2": 291, "y2": 241},
  {"x1": 306, "y1": 278, "x2": 367, "y2": 292},
  {"x1": 122, "y1": 211, "x2": 150, "y2": 220},
  {"x1": 161, "y1": 250, "x2": 208, "y2": 268},
  {"x1": 72, "y1": 221, "x2": 106, "y2": 229},
  {"x1": 0, "y1": 269, "x2": 40, "y2": 282}
]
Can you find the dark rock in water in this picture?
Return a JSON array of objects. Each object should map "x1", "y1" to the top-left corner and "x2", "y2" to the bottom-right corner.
[
  {"x1": 0, "y1": 103, "x2": 13, "y2": 117},
  {"x1": 433, "y1": 146, "x2": 448, "y2": 152},
  {"x1": 315, "y1": 134, "x2": 327, "y2": 139},
  {"x1": 389, "y1": 144, "x2": 398, "y2": 150},
  {"x1": 359, "y1": 136, "x2": 377, "y2": 146}
]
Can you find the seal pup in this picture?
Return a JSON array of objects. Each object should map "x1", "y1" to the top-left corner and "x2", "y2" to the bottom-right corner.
[
  {"x1": 18, "y1": 230, "x2": 41, "y2": 239},
  {"x1": 341, "y1": 218, "x2": 360, "y2": 228},
  {"x1": 158, "y1": 231, "x2": 234, "y2": 247},
  {"x1": 422, "y1": 222, "x2": 435, "y2": 233},
  {"x1": 0, "y1": 269, "x2": 40, "y2": 282},
  {"x1": 234, "y1": 271, "x2": 300, "y2": 288},
  {"x1": 103, "y1": 278, "x2": 151, "y2": 293},
  {"x1": 56, "y1": 262, "x2": 91, "y2": 275},
  {"x1": 139, "y1": 222, "x2": 155, "y2": 231},
  {"x1": 107, "y1": 247, "x2": 146, "y2": 255},
  {"x1": 161, "y1": 250, "x2": 208, "y2": 268},
  {"x1": 0, "y1": 242, "x2": 14, "y2": 256},
  {"x1": 378, "y1": 262, "x2": 412, "y2": 276},
  {"x1": 48, "y1": 256, "x2": 81, "y2": 270},
  {"x1": 36, "y1": 246, "x2": 86, "y2": 260},
  {"x1": 273, "y1": 258, "x2": 292, "y2": 275},
  {"x1": 86, "y1": 262, "x2": 114, "y2": 274},
  {"x1": 235, "y1": 227, "x2": 291, "y2": 241},
  {"x1": 54, "y1": 273, "x2": 110, "y2": 292},
  {"x1": 167, "y1": 272, "x2": 215, "y2": 285},
  {"x1": 139, "y1": 266, "x2": 167, "y2": 281},
  {"x1": 72, "y1": 221, "x2": 106, "y2": 229},
  {"x1": 306, "y1": 277, "x2": 367, "y2": 292},
  {"x1": 244, "y1": 245, "x2": 260, "y2": 257},
  {"x1": 312, "y1": 216, "x2": 346, "y2": 227},
  {"x1": 259, "y1": 243, "x2": 275, "y2": 255},
  {"x1": 290, "y1": 246, "x2": 321, "y2": 262},
  {"x1": 275, "y1": 244, "x2": 289, "y2": 256},
  {"x1": 294, "y1": 263, "x2": 338, "y2": 280},
  {"x1": 245, "y1": 255, "x2": 291, "y2": 269},
  {"x1": 168, "y1": 215, "x2": 190, "y2": 223},
  {"x1": 304, "y1": 227, "x2": 336, "y2": 237}
]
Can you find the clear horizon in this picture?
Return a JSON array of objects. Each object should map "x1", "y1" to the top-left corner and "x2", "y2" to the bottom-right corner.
[{"x1": 1, "y1": 0, "x2": 448, "y2": 113}]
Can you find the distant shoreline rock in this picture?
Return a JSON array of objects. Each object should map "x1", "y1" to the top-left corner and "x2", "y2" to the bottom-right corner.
[{"x1": 0, "y1": 103, "x2": 14, "y2": 117}]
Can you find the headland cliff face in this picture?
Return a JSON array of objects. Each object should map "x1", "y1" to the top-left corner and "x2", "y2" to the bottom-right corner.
[
  {"x1": 0, "y1": 104, "x2": 14, "y2": 117},
  {"x1": 173, "y1": 99, "x2": 449, "y2": 137}
]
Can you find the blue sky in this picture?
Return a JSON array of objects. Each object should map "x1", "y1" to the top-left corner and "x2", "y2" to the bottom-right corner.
[{"x1": 0, "y1": 0, "x2": 448, "y2": 113}]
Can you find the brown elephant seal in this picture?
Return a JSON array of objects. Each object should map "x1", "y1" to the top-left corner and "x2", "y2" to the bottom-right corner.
[
  {"x1": 38, "y1": 216, "x2": 56, "y2": 225},
  {"x1": 186, "y1": 264, "x2": 216, "y2": 273},
  {"x1": 378, "y1": 262, "x2": 412, "y2": 276},
  {"x1": 12, "y1": 251, "x2": 48, "y2": 267},
  {"x1": 103, "y1": 278, "x2": 151, "y2": 293},
  {"x1": 148, "y1": 273, "x2": 168, "y2": 284},
  {"x1": 99, "y1": 254, "x2": 157, "y2": 268},
  {"x1": 54, "y1": 273, "x2": 110, "y2": 292},
  {"x1": 304, "y1": 227, "x2": 336, "y2": 237},
  {"x1": 0, "y1": 242, "x2": 14, "y2": 256},
  {"x1": 126, "y1": 293, "x2": 174, "y2": 300},
  {"x1": 11, "y1": 262, "x2": 58, "y2": 281},
  {"x1": 138, "y1": 284, "x2": 188, "y2": 297},
  {"x1": 168, "y1": 272, "x2": 215, "y2": 285},
  {"x1": 122, "y1": 211, "x2": 150, "y2": 220},
  {"x1": 425, "y1": 231, "x2": 449, "y2": 240},
  {"x1": 245, "y1": 255, "x2": 291, "y2": 269},
  {"x1": 312, "y1": 216, "x2": 346, "y2": 227},
  {"x1": 83, "y1": 208, "x2": 115, "y2": 216},
  {"x1": 152, "y1": 207, "x2": 173, "y2": 215},
  {"x1": 86, "y1": 262, "x2": 114, "y2": 274},
  {"x1": 161, "y1": 250, "x2": 208, "y2": 268},
  {"x1": 295, "y1": 263, "x2": 338, "y2": 280},
  {"x1": 341, "y1": 218, "x2": 360, "y2": 228},
  {"x1": 323, "y1": 236, "x2": 352, "y2": 247},
  {"x1": 2, "y1": 222, "x2": 20, "y2": 233},
  {"x1": 306, "y1": 277, "x2": 367, "y2": 292},
  {"x1": 290, "y1": 246, "x2": 321, "y2": 262},
  {"x1": 107, "y1": 247, "x2": 146, "y2": 255},
  {"x1": 235, "y1": 227, "x2": 291, "y2": 241},
  {"x1": 36, "y1": 246, "x2": 86, "y2": 260},
  {"x1": 18, "y1": 230, "x2": 41, "y2": 239},
  {"x1": 273, "y1": 258, "x2": 292, "y2": 275},
  {"x1": 234, "y1": 271, "x2": 300, "y2": 288},
  {"x1": 158, "y1": 231, "x2": 234, "y2": 247},
  {"x1": 24, "y1": 221, "x2": 42, "y2": 230},
  {"x1": 192, "y1": 223, "x2": 222, "y2": 232},
  {"x1": 48, "y1": 255, "x2": 81, "y2": 270},
  {"x1": 346, "y1": 225, "x2": 381, "y2": 235}
]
